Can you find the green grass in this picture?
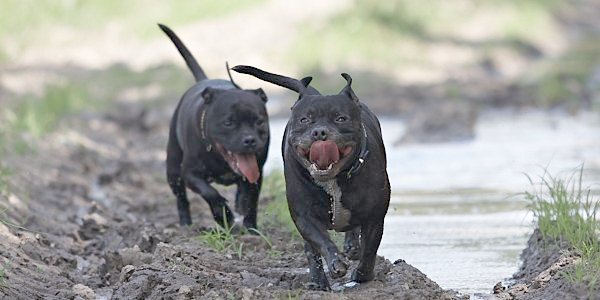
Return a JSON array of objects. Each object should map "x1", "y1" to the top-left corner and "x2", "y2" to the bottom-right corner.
[
  {"x1": 289, "y1": 0, "x2": 559, "y2": 74},
  {"x1": 197, "y1": 208, "x2": 275, "y2": 259},
  {"x1": 198, "y1": 224, "x2": 245, "y2": 260},
  {"x1": 0, "y1": 0, "x2": 264, "y2": 51},
  {"x1": 10, "y1": 84, "x2": 93, "y2": 137},
  {"x1": 528, "y1": 37, "x2": 600, "y2": 110},
  {"x1": 259, "y1": 170, "x2": 299, "y2": 237},
  {"x1": 525, "y1": 166, "x2": 600, "y2": 291},
  {"x1": 0, "y1": 263, "x2": 6, "y2": 288},
  {"x1": 0, "y1": 167, "x2": 9, "y2": 197},
  {"x1": 1, "y1": 63, "x2": 190, "y2": 140}
]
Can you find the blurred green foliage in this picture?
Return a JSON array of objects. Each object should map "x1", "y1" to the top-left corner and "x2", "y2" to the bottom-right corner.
[
  {"x1": 259, "y1": 170, "x2": 299, "y2": 237},
  {"x1": 290, "y1": 0, "x2": 560, "y2": 73},
  {"x1": 11, "y1": 84, "x2": 92, "y2": 137},
  {"x1": 0, "y1": 0, "x2": 263, "y2": 49},
  {"x1": 533, "y1": 38, "x2": 600, "y2": 110},
  {"x1": 2, "y1": 63, "x2": 190, "y2": 139}
]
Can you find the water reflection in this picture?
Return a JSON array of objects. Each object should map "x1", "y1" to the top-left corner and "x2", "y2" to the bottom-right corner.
[{"x1": 264, "y1": 111, "x2": 600, "y2": 296}]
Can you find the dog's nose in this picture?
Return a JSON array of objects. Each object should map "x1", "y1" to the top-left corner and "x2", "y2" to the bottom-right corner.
[
  {"x1": 243, "y1": 136, "x2": 257, "y2": 147},
  {"x1": 311, "y1": 127, "x2": 328, "y2": 141}
]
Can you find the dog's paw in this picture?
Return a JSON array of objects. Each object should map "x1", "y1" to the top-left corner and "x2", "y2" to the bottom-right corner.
[
  {"x1": 343, "y1": 244, "x2": 361, "y2": 260},
  {"x1": 328, "y1": 258, "x2": 348, "y2": 279},
  {"x1": 304, "y1": 281, "x2": 330, "y2": 291},
  {"x1": 351, "y1": 268, "x2": 374, "y2": 283}
]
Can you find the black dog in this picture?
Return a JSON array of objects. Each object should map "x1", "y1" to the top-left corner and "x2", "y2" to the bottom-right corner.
[
  {"x1": 233, "y1": 65, "x2": 390, "y2": 290},
  {"x1": 159, "y1": 24, "x2": 269, "y2": 230}
]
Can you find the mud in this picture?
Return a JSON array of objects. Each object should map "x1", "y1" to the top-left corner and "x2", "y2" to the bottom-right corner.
[
  {"x1": 489, "y1": 229, "x2": 598, "y2": 300},
  {"x1": 0, "y1": 101, "x2": 464, "y2": 299}
]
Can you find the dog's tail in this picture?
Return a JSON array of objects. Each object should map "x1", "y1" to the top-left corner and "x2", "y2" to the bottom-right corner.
[
  {"x1": 232, "y1": 65, "x2": 321, "y2": 95},
  {"x1": 158, "y1": 24, "x2": 207, "y2": 82}
]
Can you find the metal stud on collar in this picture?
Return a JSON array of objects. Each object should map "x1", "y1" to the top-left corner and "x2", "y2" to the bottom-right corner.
[{"x1": 199, "y1": 108, "x2": 212, "y2": 152}]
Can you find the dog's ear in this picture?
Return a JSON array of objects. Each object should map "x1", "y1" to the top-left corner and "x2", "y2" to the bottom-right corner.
[
  {"x1": 300, "y1": 76, "x2": 313, "y2": 88},
  {"x1": 226, "y1": 61, "x2": 242, "y2": 89},
  {"x1": 251, "y1": 88, "x2": 268, "y2": 103},
  {"x1": 339, "y1": 73, "x2": 359, "y2": 103},
  {"x1": 202, "y1": 87, "x2": 217, "y2": 104}
]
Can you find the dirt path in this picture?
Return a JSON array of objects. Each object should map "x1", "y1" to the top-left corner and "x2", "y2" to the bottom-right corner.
[
  {"x1": 0, "y1": 88, "x2": 463, "y2": 299},
  {"x1": 0, "y1": 2, "x2": 467, "y2": 297}
]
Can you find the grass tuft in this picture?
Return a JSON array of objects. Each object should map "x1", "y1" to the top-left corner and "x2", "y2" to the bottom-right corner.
[
  {"x1": 0, "y1": 164, "x2": 9, "y2": 196},
  {"x1": 259, "y1": 171, "x2": 299, "y2": 237},
  {"x1": 9, "y1": 83, "x2": 95, "y2": 137},
  {"x1": 525, "y1": 166, "x2": 600, "y2": 290},
  {"x1": 197, "y1": 216, "x2": 245, "y2": 260},
  {"x1": 0, "y1": 264, "x2": 5, "y2": 288}
]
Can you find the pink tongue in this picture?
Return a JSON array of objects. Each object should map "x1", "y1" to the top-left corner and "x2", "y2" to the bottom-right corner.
[
  {"x1": 234, "y1": 153, "x2": 260, "y2": 183},
  {"x1": 309, "y1": 141, "x2": 340, "y2": 170}
]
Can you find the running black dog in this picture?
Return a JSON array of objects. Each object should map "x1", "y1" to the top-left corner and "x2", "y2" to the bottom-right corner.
[
  {"x1": 160, "y1": 25, "x2": 269, "y2": 230},
  {"x1": 233, "y1": 65, "x2": 390, "y2": 290}
]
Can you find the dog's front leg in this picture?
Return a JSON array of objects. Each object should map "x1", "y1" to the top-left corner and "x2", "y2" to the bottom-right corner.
[
  {"x1": 235, "y1": 176, "x2": 261, "y2": 230},
  {"x1": 351, "y1": 219, "x2": 384, "y2": 282},
  {"x1": 183, "y1": 171, "x2": 234, "y2": 228},
  {"x1": 295, "y1": 217, "x2": 347, "y2": 283},
  {"x1": 303, "y1": 241, "x2": 329, "y2": 290},
  {"x1": 343, "y1": 227, "x2": 361, "y2": 260}
]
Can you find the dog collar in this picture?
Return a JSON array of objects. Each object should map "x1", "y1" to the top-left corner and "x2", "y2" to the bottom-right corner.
[
  {"x1": 199, "y1": 106, "x2": 212, "y2": 152},
  {"x1": 346, "y1": 122, "x2": 369, "y2": 179}
]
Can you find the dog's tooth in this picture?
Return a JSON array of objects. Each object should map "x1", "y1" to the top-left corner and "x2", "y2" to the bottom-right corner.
[{"x1": 327, "y1": 163, "x2": 333, "y2": 170}]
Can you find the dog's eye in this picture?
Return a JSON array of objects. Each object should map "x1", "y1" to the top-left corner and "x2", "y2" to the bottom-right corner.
[
  {"x1": 223, "y1": 120, "x2": 233, "y2": 127},
  {"x1": 335, "y1": 116, "x2": 347, "y2": 123},
  {"x1": 300, "y1": 117, "x2": 310, "y2": 124},
  {"x1": 256, "y1": 119, "x2": 264, "y2": 126}
]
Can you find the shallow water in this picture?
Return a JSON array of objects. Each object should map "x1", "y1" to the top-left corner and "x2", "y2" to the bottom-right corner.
[{"x1": 264, "y1": 111, "x2": 600, "y2": 296}]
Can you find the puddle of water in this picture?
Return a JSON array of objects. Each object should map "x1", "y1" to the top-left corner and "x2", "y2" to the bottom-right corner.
[
  {"x1": 264, "y1": 111, "x2": 600, "y2": 296},
  {"x1": 379, "y1": 210, "x2": 533, "y2": 296}
]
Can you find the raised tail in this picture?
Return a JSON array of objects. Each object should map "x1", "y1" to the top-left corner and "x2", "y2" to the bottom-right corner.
[
  {"x1": 231, "y1": 65, "x2": 321, "y2": 95},
  {"x1": 158, "y1": 24, "x2": 207, "y2": 81}
]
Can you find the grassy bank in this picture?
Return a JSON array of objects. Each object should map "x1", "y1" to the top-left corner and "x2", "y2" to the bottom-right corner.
[
  {"x1": 0, "y1": 0, "x2": 263, "y2": 60},
  {"x1": 259, "y1": 170, "x2": 298, "y2": 236},
  {"x1": 289, "y1": 0, "x2": 559, "y2": 75},
  {"x1": 525, "y1": 167, "x2": 600, "y2": 292},
  {"x1": 1, "y1": 63, "x2": 191, "y2": 147}
]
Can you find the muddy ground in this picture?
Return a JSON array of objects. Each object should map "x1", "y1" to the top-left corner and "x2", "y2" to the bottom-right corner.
[
  {"x1": 2, "y1": 0, "x2": 600, "y2": 299},
  {"x1": 489, "y1": 229, "x2": 599, "y2": 300},
  {"x1": 0, "y1": 100, "x2": 465, "y2": 299},
  {"x1": 0, "y1": 89, "x2": 596, "y2": 300}
]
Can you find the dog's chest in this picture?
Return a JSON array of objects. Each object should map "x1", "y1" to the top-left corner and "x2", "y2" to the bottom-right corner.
[{"x1": 314, "y1": 179, "x2": 351, "y2": 231}]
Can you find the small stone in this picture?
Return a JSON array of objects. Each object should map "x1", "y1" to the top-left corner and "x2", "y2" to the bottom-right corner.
[
  {"x1": 72, "y1": 284, "x2": 96, "y2": 300},
  {"x1": 119, "y1": 265, "x2": 136, "y2": 282},
  {"x1": 84, "y1": 212, "x2": 108, "y2": 226},
  {"x1": 241, "y1": 288, "x2": 253, "y2": 300},
  {"x1": 178, "y1": 285, "x2": 191, "y2": 294},
  {"x1": 493, "y1": 282, "x2": 505, "y2": 294}
]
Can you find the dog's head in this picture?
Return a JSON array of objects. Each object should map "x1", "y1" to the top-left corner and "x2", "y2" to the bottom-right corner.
[
  {"x1": 232, "y1": 66, "x2": 363, "y2": 181},
  {"x1": 201, "y1": 87, "x2": 269, "y2": 183}
]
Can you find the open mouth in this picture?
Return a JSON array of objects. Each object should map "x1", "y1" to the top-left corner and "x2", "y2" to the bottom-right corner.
[
  {"x1": 215, "y1": 144, "x2": 260, "y2": 183},
  {"x1": 296, "y1": 140, "x2": 353, "y2": 178}
]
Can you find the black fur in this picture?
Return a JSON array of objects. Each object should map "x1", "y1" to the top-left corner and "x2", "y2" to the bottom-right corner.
[
  {"x1": 233, "y1": 65, "x2": 390, "y2": 290},
  {"x1": 160, "y1": 25, "x2": 270, "y2": 229}
]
